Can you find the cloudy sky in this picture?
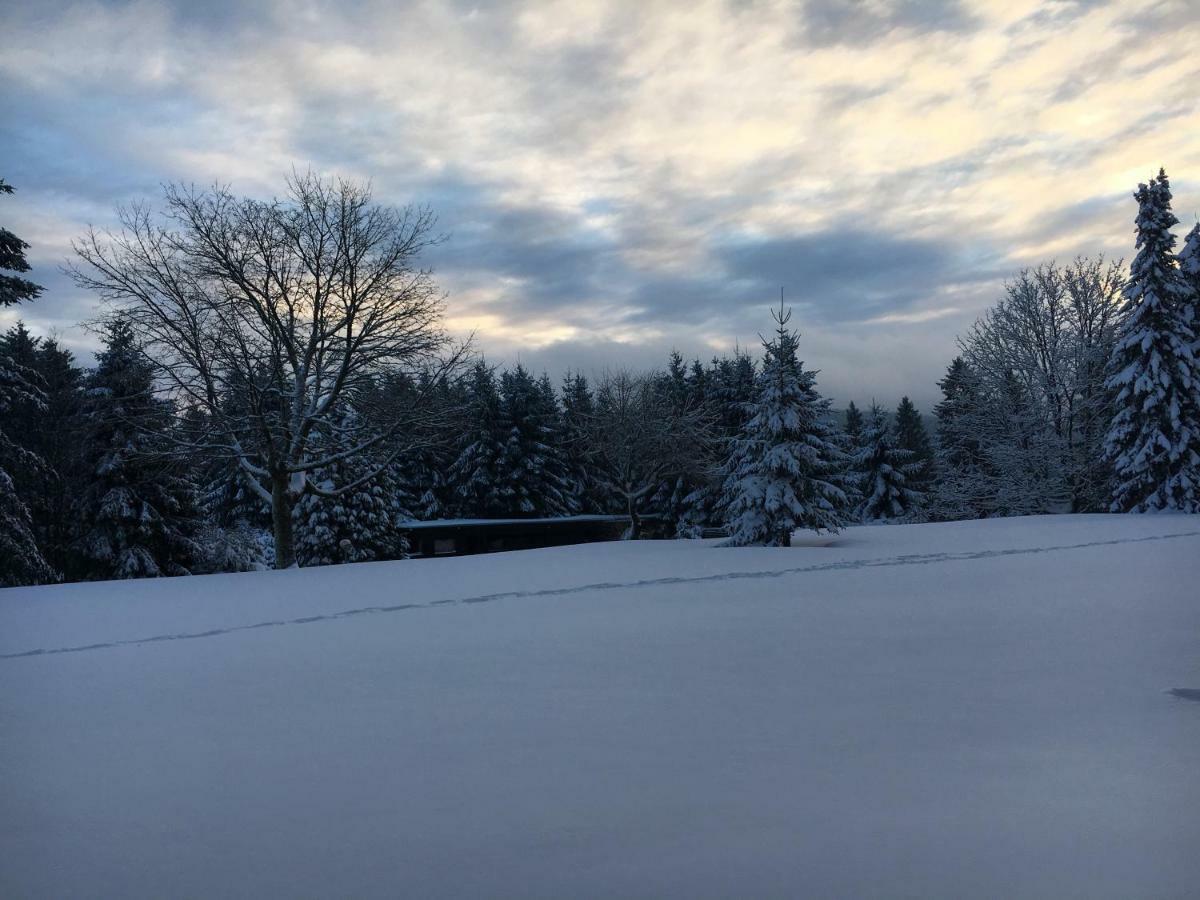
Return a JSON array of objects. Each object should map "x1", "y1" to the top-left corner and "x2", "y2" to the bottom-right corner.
[{"x1": 2, "y1": 0, "x2": 1198, "y2": 407}]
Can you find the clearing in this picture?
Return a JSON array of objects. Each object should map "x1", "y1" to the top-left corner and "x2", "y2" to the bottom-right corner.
[{"x1": 2, "y1": 515, "x2": 1199, "y2": 898}]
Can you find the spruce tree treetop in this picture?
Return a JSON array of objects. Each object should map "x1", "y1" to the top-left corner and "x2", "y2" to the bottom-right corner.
[
  {"x1": 0, "y1": 180, "x2": 43, "y2": 307},
  {"x1": 844, "y1": 401, "x2": 865, "y2": 445},
  {"x1": 1103, "y1": 169, "x2": 1200, "y2": 513},
  {"x1": 74, "y1": 319, "x2": 203, "y2": 579},
  {"x1": 1180, "y1": 221, "x2": 1200, "y2": 317},
  {"x1": 448, "y1": 360, "x2": 508, "y2": 518},
  {"x1": 855, "y1": 402, "x2": 923, "y2": 522},
  {"x1": 0, "y1": 179, "x2": 56, "y2": 586},
  {"x1": 720, "y1": 303, "x2": 846, "y2": 546},
  {"x1": 894, "y1": 395, "x2": 935, "y2": 494}
]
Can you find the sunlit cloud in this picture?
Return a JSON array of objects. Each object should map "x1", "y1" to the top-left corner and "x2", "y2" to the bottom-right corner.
[{"x1": 0, "y1": 0, "x2": 1197, "y2": 407}]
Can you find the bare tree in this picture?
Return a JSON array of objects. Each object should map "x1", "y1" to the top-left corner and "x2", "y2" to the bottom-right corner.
[
  {"x1": 957, "y1": 257, "x2": 1123, "y2": 511},
  {"x1": 589, "y1": 370, "x2": 709, "y2": 539},
  {"x1": 69, "y1": 172, "x2": 466, "y2": 567}
]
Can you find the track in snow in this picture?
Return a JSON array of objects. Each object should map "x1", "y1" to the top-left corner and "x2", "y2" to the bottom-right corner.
[{"x1": 4, "y1": 528, "x2": 1198, "y2": 661}]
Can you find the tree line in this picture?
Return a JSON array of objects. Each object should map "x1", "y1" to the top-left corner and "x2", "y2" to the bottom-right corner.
[{"x1": 1, "y1": 168, "x2": 1197, "y2": 585}]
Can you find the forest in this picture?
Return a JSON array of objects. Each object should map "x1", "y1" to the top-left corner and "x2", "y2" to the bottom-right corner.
[{"x1": 2, "y1": 168, "x2": 1198, "y2": 585}]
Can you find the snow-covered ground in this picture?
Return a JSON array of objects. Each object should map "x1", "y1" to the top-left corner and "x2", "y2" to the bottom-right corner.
[{"x1": 3, "y1": 515, "x2": 1199, "y2": 898}]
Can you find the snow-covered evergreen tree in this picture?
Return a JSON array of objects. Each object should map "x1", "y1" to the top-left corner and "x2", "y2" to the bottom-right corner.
[
  {"x1": 719, "y1": 305, "x2": 846, "y2": 546},
  {"x1": 0, "y1": 180, "x2": 56, "y2": 585},
  {"x1": 844, "y1": 401, "x2": 865, "y2": 447},
  {"x1": 294, "y1": 407, "x2": 411, "y2": 566},
  {"x1": 561, "y1": 371, "x2": 603, "y2": 513},
  {"x1": 676, "y1": 352, "x2": 758, "y2": 537},
  {"x1": 1180, "y1": 221, "x2": 1200, "y2": 329},
  {"x1": 0, "y1": 326, "x2": 58, "y2": 585},
  {"x1": 0, "y1": 179, "x2": 42, "y2": 308},
  {"x1": 447, "y1": 362, "x2": 508, "y2": 516},
  {"x1": 894, "y1": 397, "x2": 934, "y2": 489},
  {"x1": 930, "y1": 357, "x2": 992, "y2": 520},
  {"x1": 488, "y1": 366, "x2": 575, "y2": 516},
  {"x1": 1103, "y1": 169, "x2": 1200, "y2": 513},
  {"x1": 74, "y1": 319, "x2": 203, "y2": 579},
  {"x1": 855, "y1": 403, "x2": 922, "y2": 522}
]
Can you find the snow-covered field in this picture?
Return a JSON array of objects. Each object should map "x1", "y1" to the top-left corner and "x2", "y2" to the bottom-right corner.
[{"x1": 3, "y1": 515, "x2": 1199, "y2": 898}]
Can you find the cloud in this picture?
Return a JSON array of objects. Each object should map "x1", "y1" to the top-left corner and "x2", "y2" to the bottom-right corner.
[
  {"x1": 799, "y1": 0, "x2": 979, "y2": 46},
  {"x1": 1, "y1": 0, "x2": 1198, "y2": 403}
]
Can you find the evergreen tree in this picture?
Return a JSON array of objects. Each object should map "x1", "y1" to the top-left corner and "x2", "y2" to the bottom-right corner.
[
  {"x1": 1180, "y1": 221, "x2": 1200, "y2": 327},
  {"x1": 0, "y1": 180, "x2": 56, "y2": 585},
  {"x1": 1103, "y1": 170, "x2": 1200, "y2": 513},
  {"x1": 838, "y1": 400, "x2": 868, "y2": 510},
  {"x1": 447, "y1": 361, "x2": 508, "y2": 517},
  {"x1": 678, "y1": 351, "x2": 759, "y2": 537},
  {"x1": 561, "y1": 371, "x2": 602, "y2": 513},
  {"x1": 294, "y1": 406, "x2": 411, "y2": 566},
  {"x1": 0, "y1": 327, "x2": 86, "y2": 571},
  {"x1": 654, "y1": 351, "x2": 710, "y2": 536},
  {"x1": 894, "y1": 395, "x2": 936, "y2": 502},
  {"x1": 73, "y1": 319, "x2": 203, "y2": 579},
  {"x1": 495, "y1": 365, "x2": 576, "y2": 516},
  {"x1": 931, "y1": 357, "x2": 992, "y2": 520},
  {"x1": 720, "y1": 305, "x2": 846, "y2": 546},
  {"x1": 675, "y1": 358, "x2": 721, "y2": 537},
  {"x1": 844, "y1": 401, "x2": 865, "y2": 447},
  {"x1": 855, "y1": 403, "x2": 922, "y2": 522},
  {"x1": 0, "y1": 179, "x2": 42, "y2": 307}
]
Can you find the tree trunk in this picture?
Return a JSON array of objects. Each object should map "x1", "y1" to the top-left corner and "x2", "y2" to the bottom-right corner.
[
  {"x1": 626, "y1": 494, "x2": 641, "y2": 540},
  {"x1": 271, "y1": 476, "x2": 297, "y2": 569}
]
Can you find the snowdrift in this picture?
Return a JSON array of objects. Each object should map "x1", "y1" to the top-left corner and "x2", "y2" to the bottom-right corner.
[{"x1": 2, "y1": 515, "x2": 1199, "y2": 897}]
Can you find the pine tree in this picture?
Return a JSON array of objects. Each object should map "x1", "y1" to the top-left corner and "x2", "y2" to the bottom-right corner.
[
  {"x1": 495, "y1": 365, "x2": 576, "y2": 516},
  {"x1": 0, "y1": 180, "x2": 56, "y2": 585},
  {"x1": 838, "y1": 401, "x2": 868, "y2": 509},
  {"x1": 561, "y1": 371, "x2": 602, "y2": 513},
  {"x1": 1180, "y1": 221, "x2": 1200, "y2": 328},
  {"x1": 294, "y1": 407, "x2": 410, "y2": 566},
  {"x1": 855, "y1": 403, "x2": 922, "y2": 522},
  {"x1": 73, "y1": 319, "x2": 203, "y2": 579},
  {"x1": 0, "y1": 327, "x2": 85, "y2": 572},
  {"x1": 894, "y1": 395, "x2": 936, "y2": 505},
  {"x1": 447, "y1": 361, "x2": 508, "y2": 517},
  {"x1": 720, "y1": 305, "x2": 846, "y2": 546},
  {"x1": 844, "y1": 401, "x2": 865, "y2": 447},
  {"x1": 0, "y1": 179, "x2": 42, "y2": 307},
  {"x1": 675, "y1": 359, "x2": 721, "y2": 537},
  {"x1": 1103, "y1": 170, "x2": 1200, "y2": 513},
  {"x1": 653, "y1": 351, "x2": 712, "y2": 536},
  {"x1": 931, "y1": 357, "x2": 992, "y2": 520}
]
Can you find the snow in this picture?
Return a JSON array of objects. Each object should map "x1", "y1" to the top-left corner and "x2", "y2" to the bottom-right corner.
[{"x1": 3, "y1": 515, "x2": 1199, "y2": 897}]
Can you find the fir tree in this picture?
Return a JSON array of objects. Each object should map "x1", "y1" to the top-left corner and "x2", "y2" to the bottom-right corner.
[
  {"x1": 675, "y1": 359, "x2": 721, "y2": 537},
  {"x1": 447, "y1": 361, "x2": 508, "y2": 517},
  {"x1": 844, "y1": 401, "x2": 865, "y2": 447},
  {"x1": 0, "y1": 180, "x2": 56, "y2": 585},
  {"x1": 720, "y1": 305, "x2": 846, "y2": 546},
  {"x1": 0, "y1": 179, "x2": 42, "y2": 307},
  {"x1": 931, "y1": 357, "x2": 992, "y2": 520},
  {"x1": 0, "y1": 327, "x2": 85, "y2": 571},
  {"x1": 655, "y1": 351, "x2": 710, "y2": 536},
  {"x1": 1180, "y1": 221, "x2": 1200, "y2": 327},
  {"x1": 1103, "y1": 170, "x2": 1200, "y2": 513},
  {"x1": 495, "y1": 365, "x2": 576, "y2": 516},
  {"x1": 73, "y1": 319, "x2": 203, "y2": 579},
  {"x1": 561, "y1": 371, "x2": 602, "y2": 513},
  {"x1": 294, "y1": 407, "x2": 411, "y2": 566},
  {"x1": 894, "y1": 395, "x2": 936, "y2": 502},
  {"x1": 855, "y1": 403, "x2": 922, "y2": 522}
]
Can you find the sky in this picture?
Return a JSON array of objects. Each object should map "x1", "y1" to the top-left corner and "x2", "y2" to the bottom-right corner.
[{"x1": 2, "y1": 0, "x2": 1198, "y2": 409}]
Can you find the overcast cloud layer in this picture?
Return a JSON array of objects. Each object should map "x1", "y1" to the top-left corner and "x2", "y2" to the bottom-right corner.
[{"x1": 2, "y1": 0, "x2": 1198, "y2": 407}]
